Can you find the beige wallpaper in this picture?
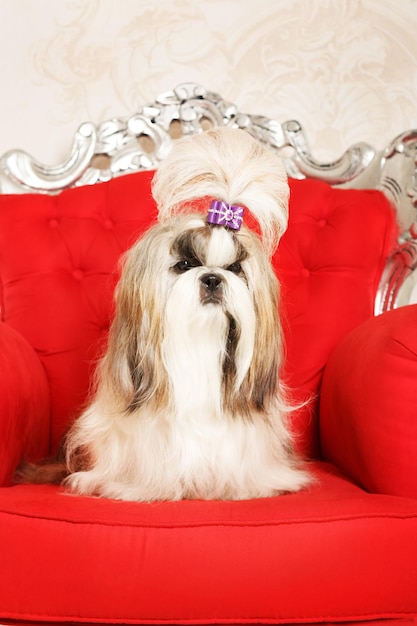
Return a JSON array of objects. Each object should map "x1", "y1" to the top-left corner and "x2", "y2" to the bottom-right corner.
[{"x1": 1, "y1": 0, "x2": 416, "y2": 164}]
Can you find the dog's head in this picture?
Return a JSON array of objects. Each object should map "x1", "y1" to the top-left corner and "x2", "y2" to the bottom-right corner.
[
  {"x1": 101, "y1": 128, "x2": 290, "y2": 419},
  {"x1": 108, "y1": 214, "x2": 282, "y2": 417}
]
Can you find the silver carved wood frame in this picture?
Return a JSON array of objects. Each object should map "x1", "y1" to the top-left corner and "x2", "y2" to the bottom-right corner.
[{"x1": 1, "y1": 82, "x2": 416, "y2": 314}]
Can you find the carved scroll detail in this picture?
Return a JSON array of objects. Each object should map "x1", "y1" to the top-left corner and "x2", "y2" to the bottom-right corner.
[
  {"x1": 0, "y1": 123, "x2": 97, "y2": 192},
  {"x1": 0, "y1": 83, "x2": 379, "y2": 193},
  {"x1": 375, "y1": 239, "x2": 417, "y2": 314}
]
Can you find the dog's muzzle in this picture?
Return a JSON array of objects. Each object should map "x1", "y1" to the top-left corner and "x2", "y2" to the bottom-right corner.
[{"x1": 199, "y1": 272, "x2": 223, "y2": 304}]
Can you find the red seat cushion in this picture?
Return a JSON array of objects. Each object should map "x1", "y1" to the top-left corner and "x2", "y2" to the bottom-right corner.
[{"x1": 0, "y1": 462, "x2": 416, "y2": 623}]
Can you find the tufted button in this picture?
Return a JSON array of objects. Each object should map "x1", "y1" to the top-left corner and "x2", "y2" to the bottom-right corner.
[
  {"x1": 103, "y1": 219, "x2": 114, "y2": 230},
  {"x1": 300, "y1": 268, "x2": 310, "y2": 278},
  {"x1": 318, "y1": 218, "x2": 327, "y2": 228},
  {"x1": 72, "y1": 269, "x2": 84, "y2": 280},
  {"x1": 49, "y1": 219, "x2": 59, "y2": 229}
]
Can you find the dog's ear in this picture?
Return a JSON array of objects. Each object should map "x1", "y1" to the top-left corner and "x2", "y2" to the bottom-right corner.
[
  {"x1": 248, "y1": 267, "x2": 283, "y2": 409},
  {"x1": 222, "y1": 245, "x2": 284, "y2": 417},
  {"x1": 152, "y1": 127, "x2": 289, "y2": 256},
  {"x1": 97, "y1": 229, "x2": 170, "y2": 413}
]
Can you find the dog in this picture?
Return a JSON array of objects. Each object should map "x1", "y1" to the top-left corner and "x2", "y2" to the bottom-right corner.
[{"x1": 20, "y1": 127, "x2": 311, "y2": 501}]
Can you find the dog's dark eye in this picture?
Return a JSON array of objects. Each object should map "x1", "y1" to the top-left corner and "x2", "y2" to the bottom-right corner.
[
  {"x1": 227, "y1": 262, "x2": 242, "y2": 274},
  {"x1": 174, "y1": 258, "x2": 200, "y2": 273}
]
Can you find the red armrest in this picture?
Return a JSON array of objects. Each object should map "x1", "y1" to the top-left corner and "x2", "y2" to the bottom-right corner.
[
  {"x1": 320, "y1": 304, "x2": 417, "y2": 498},
  {"x1": 0, "y1": 322, "x2": 50, "y2": 486}
]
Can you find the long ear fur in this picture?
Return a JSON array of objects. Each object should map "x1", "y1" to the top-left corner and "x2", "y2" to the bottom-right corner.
[
  {"x1": 152, "y1": 127, "x2": 289, "y2": 256},
  {"x1": 223, "y1": 229, "x2": 285, "y2": 417},
  {"x1": 97, "y1": 223, "x2": 172, "y2": 413}
]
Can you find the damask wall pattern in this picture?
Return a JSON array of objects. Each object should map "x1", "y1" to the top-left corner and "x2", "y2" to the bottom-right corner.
[{"x1": 0, "y1": 0, "x2": 416, "y2": 163}]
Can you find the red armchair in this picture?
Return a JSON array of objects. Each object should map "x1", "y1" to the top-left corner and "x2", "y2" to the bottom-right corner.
[{"x1": 0, "y1": 85, "x2": 416, "y2": 625}]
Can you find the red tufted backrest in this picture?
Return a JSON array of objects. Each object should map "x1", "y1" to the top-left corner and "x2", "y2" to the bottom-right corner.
[
  {"x1": 276, "y1": 179, "x2": 397, "y2": 455},
  {"x1": 0, "y1": 171, "x2": 157, "y2": 451},
  {"x1": 0, "y1": 171, "x2": 397, "y2": 457}
]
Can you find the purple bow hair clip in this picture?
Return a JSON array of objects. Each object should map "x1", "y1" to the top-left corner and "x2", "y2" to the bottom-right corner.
[{"x1": 207, "y1": 200, "x2": 245, "y2": 231}]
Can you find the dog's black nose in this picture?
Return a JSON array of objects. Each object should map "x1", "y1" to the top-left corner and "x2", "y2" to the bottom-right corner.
[{"x1": 200, "y1": 273, "x2": 222, "y2": 293}]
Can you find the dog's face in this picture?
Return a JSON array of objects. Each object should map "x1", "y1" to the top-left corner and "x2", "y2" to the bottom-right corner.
[
  {"x1": 168, "y1": 216, "x2": 253, "y2": 315},
  {"x1": 171, "y1": 223, "x2": 248, "y2": 306},
  {"x1": 104, "y1": 214, "x2": 283, "y2": 420}
]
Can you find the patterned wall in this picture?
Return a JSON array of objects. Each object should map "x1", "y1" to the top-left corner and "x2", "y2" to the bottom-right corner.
[{"x1": 1, "y1": 0, "x2": 416, "y2": 164}]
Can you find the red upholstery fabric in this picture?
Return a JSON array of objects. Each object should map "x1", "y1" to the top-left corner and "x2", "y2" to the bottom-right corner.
[
  {"x1": 0, "y1": 173, "x2": 397, "y2": 458},
  {"x1": 320, "y1": 304, "x2": 417, "y2": 498},
  {"x1": 1, "y1": 464, "x2": 417, "y2": 624},
  {"x1": 0, "y1": 323, "x2": 49, "y2": 485},
  {"x1": 276, "y1": 179, "x2": 397, "y2": 456},
  {"x1": 1, "y1": 170, "x2": 416, "y2": 624},
  {"x1": 0, "y1": 170, "x2": 157, "y2": 452}
]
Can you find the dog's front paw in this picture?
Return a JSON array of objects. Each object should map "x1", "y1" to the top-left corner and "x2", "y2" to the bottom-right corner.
[{"x1": 63, "y1": 471, "x2": 101, "y2": 497}]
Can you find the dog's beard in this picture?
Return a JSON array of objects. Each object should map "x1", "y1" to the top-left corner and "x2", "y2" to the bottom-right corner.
[{"x1": 163, "y1": 262, "x2": 256, "y2": 420}]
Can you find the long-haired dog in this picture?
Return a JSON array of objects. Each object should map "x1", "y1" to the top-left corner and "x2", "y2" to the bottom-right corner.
[{"x1": 21, "y1": 127, "x2": 311, "y2": 501}]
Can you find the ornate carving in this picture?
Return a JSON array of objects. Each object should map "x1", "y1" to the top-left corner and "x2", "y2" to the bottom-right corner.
[
  {"x1": 378, "y1": 130, "x2": 417, "y2": 231},
  {"x1": 375, "y1": 238, "x2": 417, "y2": 314},
  {"x1": 1, "y1": 82, "x2": 417, "y2": 312},
  {"x1": 0, "y1": 123, "x2": 97, "y2": 192},
  {"x1": 373, "y1": 131, "x2": 417, "y2": 313},
  {"x1": 0, "y1": 82, "x2": 379, "y2": 192}
]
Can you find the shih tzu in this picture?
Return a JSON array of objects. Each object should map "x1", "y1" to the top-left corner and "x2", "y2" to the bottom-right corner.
[{"x1": 21, "y1": 127, "x2": 311, "y2": 501}]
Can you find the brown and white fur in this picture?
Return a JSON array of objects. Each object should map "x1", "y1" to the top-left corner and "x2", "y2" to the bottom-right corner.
[{"x1": 25, "y1": 128, "x2": 311, "y2": 501}]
